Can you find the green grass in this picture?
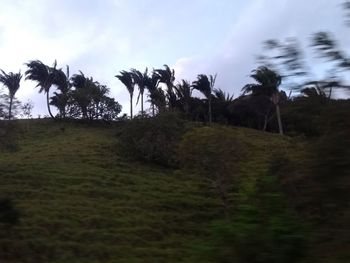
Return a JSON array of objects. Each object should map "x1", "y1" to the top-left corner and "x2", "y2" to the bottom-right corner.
[
  {"x1": 0, "y1": 120, "x2": 224, "y2": 262},
  {"x1": 0, "y1": 120, "x2": 348, "y2": 262}
]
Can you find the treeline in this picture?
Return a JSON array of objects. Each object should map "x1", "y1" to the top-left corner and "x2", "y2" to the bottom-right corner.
[{"x1": 0, "y1": 60, "x2": 122, "y2": 121}]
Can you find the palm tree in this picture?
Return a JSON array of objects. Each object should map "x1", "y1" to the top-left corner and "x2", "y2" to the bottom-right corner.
[
  {"x1": 192, "y1": 74, "x2": 216, "y2": 125},
  {"x1": 131, "y1": 68, "x2": 148, "y2": 116},
  {"x1": 0, "y1": 70, "x2": 22, "y2": 120},
  {"x1": 154, "y1": 65, "x2": 176, "y2": 108},
  {"x1": 115, "y1": 70, "x2": 134, "y2": 118},
  {"x1": 213, "y1": 88, "x2": 234, "y2": 102},
  {"x1": 70, "y1": 72, "x2": 97, "y2": 119},
  {"x1": 174, "y1": 80, "x2": 192, "y2": 116},
  {"x1": 51, "y1": 65, "x2": 71, "y2": 118},
  {"x1": 144, "y1": 71, "x2": 166, "y2": 115},
  {"x1": 242, "y1": 66, "x2": 283, "y2": 135},
  {"x1": 25, "y1": 60, "x2": 56, "y2": 119}
]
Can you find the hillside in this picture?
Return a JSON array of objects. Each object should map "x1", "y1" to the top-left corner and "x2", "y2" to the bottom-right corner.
[{"x1": 0, "y1": 120, "x2": 348, "y2": 262}]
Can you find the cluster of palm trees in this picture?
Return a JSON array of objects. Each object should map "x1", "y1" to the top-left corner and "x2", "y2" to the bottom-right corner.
[
  {"x1": 116, "y1": 64, "x2": 284, "y2": 133},
  {"x1": 116, "y1": 65, "x2": 220, "y2": 125},
  {"x1": 0, "y1": 60, "x2": 122, "y2": 120}
]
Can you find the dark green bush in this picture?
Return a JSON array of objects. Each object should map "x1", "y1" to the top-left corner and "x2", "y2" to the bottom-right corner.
[
  {"x1": 190, "y1": 152, "x2": 307, "y2": 263},
  {"x1": 118, "y1": 111, "x2": 189, "y2": 167},
  {"x1": 0, "y1": 198, "x2": 20, "y2": 226},
  {"x1": 195, "y1": 172, "x2": 306, "y2": 263}
]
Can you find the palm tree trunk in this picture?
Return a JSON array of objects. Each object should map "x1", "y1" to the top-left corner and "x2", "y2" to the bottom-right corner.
[
  {"x1": 46, "y1": 91, "x2": 55, "y2": 119},
  {"x1": 130, "y1": 94, "x2": 133, "y2": 119},
  {"x1": 8, "y1": 96, "x2": 13, "y2": 120},
  {"x1": 275, "y1": 104, "x2": 283, "y2": 135},
  {"x1": 141, "y1": 92, "x2": 144, "y2": 117},
  {"x1": 208, "y1": 96, "x2": 212, "y2": 126},
  {"x1": 328, "y1": 86, "x2": 333, "y2": 100},
  {"x1": 263, "y1": 115, "x2": 268, "y2": 131}
]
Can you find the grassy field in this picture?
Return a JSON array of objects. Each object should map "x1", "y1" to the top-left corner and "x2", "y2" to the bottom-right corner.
[{"x1": 0, "y1": 120, "x2": 348, "y2": 262}]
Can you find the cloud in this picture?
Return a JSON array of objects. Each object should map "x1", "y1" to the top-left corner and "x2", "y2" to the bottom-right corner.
[{"x1": 174, "y1": 0, "x2": 348, "y2": 97}]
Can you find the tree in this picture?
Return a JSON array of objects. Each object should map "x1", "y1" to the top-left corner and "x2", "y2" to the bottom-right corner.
[
  {"x1": 21, "y1": 100, "x2": 34, "y2": 119},
  {"x1": 0, "y1": 70, "x2": 22, "y2": 120},
  {"x1": 50, "y1": 65, "x2": 71, "y2": 118},
  {"x1": 257, "y1": 38, "x2": 308, "y2": 97},
  {"x1": 242, "y1": 66, "x2": 284, "y2": 135},
  {"x1": 115, "y1": 70, "x2": 134, "y2": 118},
  {"x1": 212, "y1": 88, "x2": 234, "y2": 124},
  {"x1": 174, "y1": 80, "x2": 192, "y2": 116},
  {"x1": 154, "y1": 65, "x2": 176, "y2": 108},
  {"x1": 192, "y1": 74, "x2": 216, "y2": 125},
  {"x1": 70, "y1": 72, "x2": 90, "y2": 119},
  {"x1": 25, "y1": 60, "x2": 56, "y2": 119},
  {"x1": 144, "y1": 71, "x2": 166, "y2": 115},
  {"x1": 131, "y1": 68, "x2": 148, "y2": 116}
]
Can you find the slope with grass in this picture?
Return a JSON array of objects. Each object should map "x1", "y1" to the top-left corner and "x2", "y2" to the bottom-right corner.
[{"x1": 0, "y1": 120, "x2": 348, "y2": 262}]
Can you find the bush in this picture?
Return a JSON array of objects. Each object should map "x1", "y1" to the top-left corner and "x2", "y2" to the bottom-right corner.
[
  {"x1": 194, "y1": 161, "x2": 306, "y2": 263},
  {"x1": 118, "y1": 111, "x2": 189, "y2": 167},
  {"x1": 0, "y1": 198, "x2": 20, "y2": 226}
]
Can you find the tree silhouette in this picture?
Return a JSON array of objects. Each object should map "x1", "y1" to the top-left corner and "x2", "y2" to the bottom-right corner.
[
  {"x1": 70, "y1": 72, "x2": 96, "y2": 119},
  {"x1": 50, "y1": 66, "x2": 71, "y2": 118},
  {"x1": 25, "y1": 60, "x2": 56, "y2": 119},
  {"x1": 0, "y1": 70, "x2": 22, "y2": 120},
  {"x1": 192, "y1": 74, "x2": 216, "y2": 125},
  {"x1": 131, "y1": 68, "x2": 148, "y2": 116},
  {"x1": 116, "y1": 70, "x2": 134, "y2": 118},
  {"x1": 242, "y1": 66, "x2": 283, "y2": 135},
  {"x1": 145, "y1": 71, "x2": 166, "y2": 115},
  {"x1": 174, "y1": 80, "x2": 192, "y2": 116},
  {"x1": 154, "y1": 65, "x2": 176, "y2": 108}
]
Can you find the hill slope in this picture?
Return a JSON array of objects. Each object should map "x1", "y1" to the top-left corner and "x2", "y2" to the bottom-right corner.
[{"x1": 0, "y1": 120, "x2": 348, "y2": 262}]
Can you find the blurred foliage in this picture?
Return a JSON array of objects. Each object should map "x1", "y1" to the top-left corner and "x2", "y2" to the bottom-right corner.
[{"x1": 194, "y1": 156, "x2": 306, "y2": 263}]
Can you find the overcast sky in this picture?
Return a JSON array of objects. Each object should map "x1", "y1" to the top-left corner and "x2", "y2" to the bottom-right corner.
[{"x1": 0, "y1": 0, "x2": 348, "y2": 116}]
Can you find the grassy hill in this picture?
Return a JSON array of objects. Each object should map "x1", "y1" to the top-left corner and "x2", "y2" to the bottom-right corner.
[{"x1": 0, "y1": 120, "x2": 348, "y2": 262}]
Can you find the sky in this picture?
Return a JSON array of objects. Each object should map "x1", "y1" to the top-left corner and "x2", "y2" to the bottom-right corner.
[{"x1": 0, "y1": 0, "x2": 348, "y2": 117}]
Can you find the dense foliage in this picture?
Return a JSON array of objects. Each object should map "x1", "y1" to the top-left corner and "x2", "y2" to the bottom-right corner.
[{"x1": 118, "y1": 111, "x2": 189, "y2": 167}]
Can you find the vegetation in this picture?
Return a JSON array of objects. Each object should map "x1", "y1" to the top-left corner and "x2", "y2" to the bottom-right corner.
[
  {"x1": 118, "y1": 111, "x2": 189, "y2": 167},
  {"x1": 0, "y1": 2, "x2": 349, "y2": 262}
]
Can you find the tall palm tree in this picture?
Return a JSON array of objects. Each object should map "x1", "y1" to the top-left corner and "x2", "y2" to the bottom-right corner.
[
  {"x1": 131, "y1": 68, "x2": 148, "y2": 116},
  {"x1": 242, "y1": 66, "x2": 283, "y2": 135},
  {"x1": 0, "y1": 70, "x2": 22, "y2": 120},
  {"x1": 51, "y1": 65, "x2": 71, "y2": 118},
  {"x1": 144, "y1": 71, "x2": 166, "y2": 115},
  {"x1": 154, "y1": 65, "x2": 176, "y2": 108},
  {"x1": 174, "y1": 80, "x2": 192, "y2": 116},
  {"x1": 192, "y1": 74, "x2": 216, "y2": 125},
  {"x1": 70, "y1": 72, "x2": 97, "y2": 119},
  {"x1": 25, "y1": 60, "x2": 56, "y2": 119},
  {"x1": 115, "y1": 70, "x2": 134, "y2": 118}
]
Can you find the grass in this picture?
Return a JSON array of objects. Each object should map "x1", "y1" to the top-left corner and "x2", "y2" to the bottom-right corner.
[
  {"x1": 0, "y1": 120, "x2": 223, "y2": 262},
  {"x1": 0, "y1": 119, "x2": 348, "y2": 262}
]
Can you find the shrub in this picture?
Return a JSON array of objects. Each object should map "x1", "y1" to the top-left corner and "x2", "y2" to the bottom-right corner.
[
  {"x1": 118, "y1": 111, "x2": 189, "y2": 167},
  {"x1": 0, "y1": 198, "x2": 20, "y2": 226},
  {"x1": 194, "y1": 163, "x2": 306, "y2": 263}
]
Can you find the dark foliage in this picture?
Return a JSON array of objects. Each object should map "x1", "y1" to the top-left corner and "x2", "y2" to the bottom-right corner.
[
  {"x1": 0, "y1": 198, "x2": 20, "y2": 226},
  {"x1": 118, "y1": 111, "x2": 189, "y2": 167}
]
